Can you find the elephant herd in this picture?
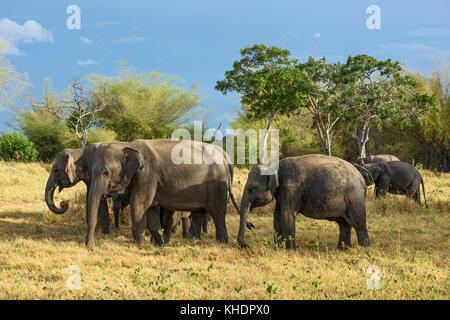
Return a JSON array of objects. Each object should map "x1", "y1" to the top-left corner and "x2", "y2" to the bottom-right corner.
[{"x1": 45, "y1": 140, "x2": 427, "y2": 251}]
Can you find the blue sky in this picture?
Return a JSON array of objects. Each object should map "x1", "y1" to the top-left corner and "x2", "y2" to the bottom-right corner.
[{"x1": 1, "y1": 0, "x2": 449, "y2": 132}]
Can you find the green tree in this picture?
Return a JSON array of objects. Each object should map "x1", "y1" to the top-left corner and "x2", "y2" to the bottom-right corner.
[
  {"x1": 11, "y1": 79, "x2": 116, "y2": 160},
  {"x1": 216, "y1": 44, "x2": 308, "y2": 162},
  {"x1": 342, "y1": 55, "x2": 435, "y2": 159},
  {"x1": 0, "y1": 132, "x2": 38, "y2": 162},
  {"x1": 297, "y1": 57, "x2": 352, "y2": 155},
  {"x1": 88, "y1": 63, "x2": 204, "y2": 141}
]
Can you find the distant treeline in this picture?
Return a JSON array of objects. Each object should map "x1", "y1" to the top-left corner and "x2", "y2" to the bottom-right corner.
[{"x1": 1, "y1": 47, "x2": 449, "y2": 171}]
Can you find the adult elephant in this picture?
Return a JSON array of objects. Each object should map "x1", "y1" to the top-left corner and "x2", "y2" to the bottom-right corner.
[
  {"x1": 237, "y1": 155, "x2": 370, "y2": 250},
  {"x1": 358, "y1": 161, "x2": 428, "y2": 207},
  {"x1": 84, "y1": 139, "x2": 246, "y2": 249},
  {"x1": 356, "y1": 154, "x2": 400, "y2": 165},
  {"x1": 44, "y1": 145, "x2": 112, "y2": 234}
]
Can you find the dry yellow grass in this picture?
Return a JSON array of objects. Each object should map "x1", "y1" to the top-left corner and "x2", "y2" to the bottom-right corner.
[{"x1": 0, "y1": 160, "x2": 448, "y2": 300}]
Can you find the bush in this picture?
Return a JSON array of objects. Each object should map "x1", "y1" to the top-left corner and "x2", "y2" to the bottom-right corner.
[{"x1": 0, "y1": 132, "x2": 39, "y2": 162}]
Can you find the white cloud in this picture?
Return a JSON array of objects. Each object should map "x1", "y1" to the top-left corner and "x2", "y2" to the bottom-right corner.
[
  {"x1": 406, "y1": 28, "x2": 450, "y2": 37},
  {"x1": 0, "y1": 18, "x2": 53, "y2": 55},
  {"x1": 79, "y1": 36, "x2": 92, "y2": 45},
  {"x1": 313, "y1": 33, "x2": 321, "y2": 38},
  {"x1": 113, "y1": 36, "x2": 147, "y2": 43},
  {"x1": 77, "y1": 59, "x2": 98, "y2": 66}
]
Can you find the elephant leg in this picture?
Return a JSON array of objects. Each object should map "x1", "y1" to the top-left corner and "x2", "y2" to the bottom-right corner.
[
  {"x1": 211, "y1": 184, "x2": 229, "y2": 244},
  {"x1": 130, "y1": 202, "x2": 149, "y2": 246},
  {"x1": 147, "y1": 207, "x2": 167, "y2": 246},
  {"x1": 189, "y1": 211, "x2": 206, "y2": 239},
  {"x1": 407, "y1": 181, "x2": 421, "y2": 205},
  {"x1": 112, "y1": 196, "x2": 120, "y2": 230},
  {"x1": 99, "y1": 199, "x2": 111, "y2": 234},
  {"x1": 202, "y1": 214, "x2": 209, "y2": 234},
  {"x1": 279, "y1": 199, "x2": 296, "y2": 250},
  {"x1": 181, "y1": 213, "x2": 192, "y2": 238},
  {"x1": 161, "y1": 209, "x2": 176, "y2": 243},
  {"x1": 336, "y1": 218, "x2": 352, "y2": 250},
  {"x1": 210, "y1": 212, "x2": 228, "y2": 243},
  {"x1": 273, "y1": 200, "x2": 283, "y2": 245},
  {"x1": 351, "y1": 212, "x2": 370, "y2": 247},
  {"x1": 414, "y1": 189, "x2": 421, "y2": 205}
]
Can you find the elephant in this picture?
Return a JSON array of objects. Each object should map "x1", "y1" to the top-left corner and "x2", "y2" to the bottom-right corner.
[
  {"x1": 356, "y1": 154, "x2": 400, "y2": 165},
  {"x1": 109, "y1": 189, "x2": 209, "y2": 239},
  {"x1": 83, "y1": 139, "x2": 247, "y2": 249},
  {"x1": 109, "y1": 190, "x2": 130, "y2": 230},
  {"x1": 357, "y1": 161, "x2": 428, "y2": 207},
  {"x1": 45, "y1": 145, "x2": 113, "y2": 234},
  {"x1": 237, "y1": 154, "x2": 371, "y2": 250}
]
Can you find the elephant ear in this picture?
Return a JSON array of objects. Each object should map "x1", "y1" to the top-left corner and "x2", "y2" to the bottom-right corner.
[
  {"x1": 123, "y1": 147, "x2": 144, "y2": 181},
  {"x1": 371, "y1": 165, "x2": 383, "y2": 181},
  {"x1": 267, "y1": 170, "x2": 279, "y2": 195},
  {"x1": 64, "y1": 154, "x2": 77, "y2": 184}
]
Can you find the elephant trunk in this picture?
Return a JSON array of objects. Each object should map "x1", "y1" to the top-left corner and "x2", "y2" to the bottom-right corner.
[
  {"x1": 45, "y1": 171, "x2": 68, "y2": 214},
  {"x1": 85, "y1": 176, "x2": 107, "y2": 249},
  {"x1": 237, "y1": 191, "x2": 251, "y2": 248}
]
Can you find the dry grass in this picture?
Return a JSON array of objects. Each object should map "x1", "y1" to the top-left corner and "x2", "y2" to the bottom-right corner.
[{"x1": 0, "y1": 160, "x2": 449, "y2": 300}]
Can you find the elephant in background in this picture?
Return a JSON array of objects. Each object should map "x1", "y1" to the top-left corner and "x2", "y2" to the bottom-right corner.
[
  {"x1": 356, "y1": 154, "x2": 400, "y2": 165},
  {"x1": 238, "y1": 155, "x2": 370, "y2": 250},
  {"x1": 356, "y1": 161, "x2": 428, "y2": 207},
  {"x1": 44, "y1": 145, "x2": 112, "y2": 234},
  {"x1": 83, "y1": 139, "x2": 245, "y2": 249}
]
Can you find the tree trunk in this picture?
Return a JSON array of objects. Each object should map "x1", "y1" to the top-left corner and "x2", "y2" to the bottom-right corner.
[
  {"x1": 259, "y1": 113, "x2": 274, "y2": 164},
  {"x1": 354, "y1": 123, "x2": 371, "y2": 159}
]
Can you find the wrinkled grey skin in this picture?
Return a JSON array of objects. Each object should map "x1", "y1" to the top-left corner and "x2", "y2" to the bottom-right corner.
[
  {"x1": 238, "y1": 154, "x2": 370, "y2": 250},
  {"x1": 84, "y1": 139, "x2": 243, "y2": 249},
  {"x1": 356, "y1": 154, "x2": 400, "y2": 165},
  {"x1": 109, "y1": 190, "x2": 208, "y2": 238},
  {"x1": 361, "y1": 161, "x2": 428, "y2": 207},
  {"x1": 44, "y1": 145, "x2": 112, "y2": 234}
]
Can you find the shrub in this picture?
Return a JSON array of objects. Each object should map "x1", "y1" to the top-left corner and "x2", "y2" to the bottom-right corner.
[{"x1": 0, "y1": 132, "x2": 39, "y2": 162}]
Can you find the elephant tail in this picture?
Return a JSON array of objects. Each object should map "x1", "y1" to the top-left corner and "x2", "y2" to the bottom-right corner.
[
  {"x1": 421, "y1": 178, "x2": 428, "y2": 209},
  {"x1": 229, "y1": 188, "x2": 239, "y2": 215}
]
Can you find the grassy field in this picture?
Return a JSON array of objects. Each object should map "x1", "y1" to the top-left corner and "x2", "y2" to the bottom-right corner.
[{"x1": 0, "y1": 161, "x2": 448, "y2": 300}]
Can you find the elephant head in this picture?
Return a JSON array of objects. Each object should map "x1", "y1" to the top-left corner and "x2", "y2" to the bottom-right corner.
[
  {"x1": 237, "y1": 165, "x2": 278, "y2": 248},
  {"x1": 85, "y1": 144, "x2": 143, "y2": 248},
  {"x1": 363, "y1": 163, "x2": 385, "y2": 184},
  {"x1": 45, "y1": 148, "x2": 85, "y2": 214},
  {"x1": 352, "y1": 163, "x2": 375, "y2": 186}
]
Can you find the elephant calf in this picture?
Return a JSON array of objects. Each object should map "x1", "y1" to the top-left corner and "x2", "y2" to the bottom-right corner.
[
  {"x1": 238, "y1": 154, "x2": 370, "y2": 250},
  {"x1": 357, "y1": 161, "x2": 428, "y2": 207},
  {"x1": 108, "y1": 189, "x2": 208, "y2": 240}
]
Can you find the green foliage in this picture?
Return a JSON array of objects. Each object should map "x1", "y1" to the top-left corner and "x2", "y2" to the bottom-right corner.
[
  {"x1": 366, "y1": 67, "x2": 449, "y2": 171},
  {"x1": 216, "y1": 43, "x2": 308, "y2": 120},
  {"x1": 16, "y1": 108, "x2": 73, "y2": 161},
  {"x1": 0, "y1": 132, "x2": 38, "y2": 162},
  {"x1": 229, "y1": 106, "x2": 320, "y2": 165},
  {"x1": 266, "y1": 282, "x2": 278, "y2": 295},
  {"x1": 88, "y1": 63, "x2": 204, "y2": 141},
  {"x1": 86, "y1": 127, "x2": 117, "y2": 145}
]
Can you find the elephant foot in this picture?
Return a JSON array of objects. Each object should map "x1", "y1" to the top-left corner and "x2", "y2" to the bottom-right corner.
[
  {"x1": 85, "y1": 240, "x2": 94, "y2": 251},
  {"x1": 337, "y1": 241, "x2": 351, "y2": 251}
]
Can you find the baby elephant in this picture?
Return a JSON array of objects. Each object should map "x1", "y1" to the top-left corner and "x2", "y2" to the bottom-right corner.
[
  {"x1": 359, "y1": 161, "x2": 428, "y2": 207},
  {"x1": 237, "y1": 154, "x2": 370, "y2": 250}
]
